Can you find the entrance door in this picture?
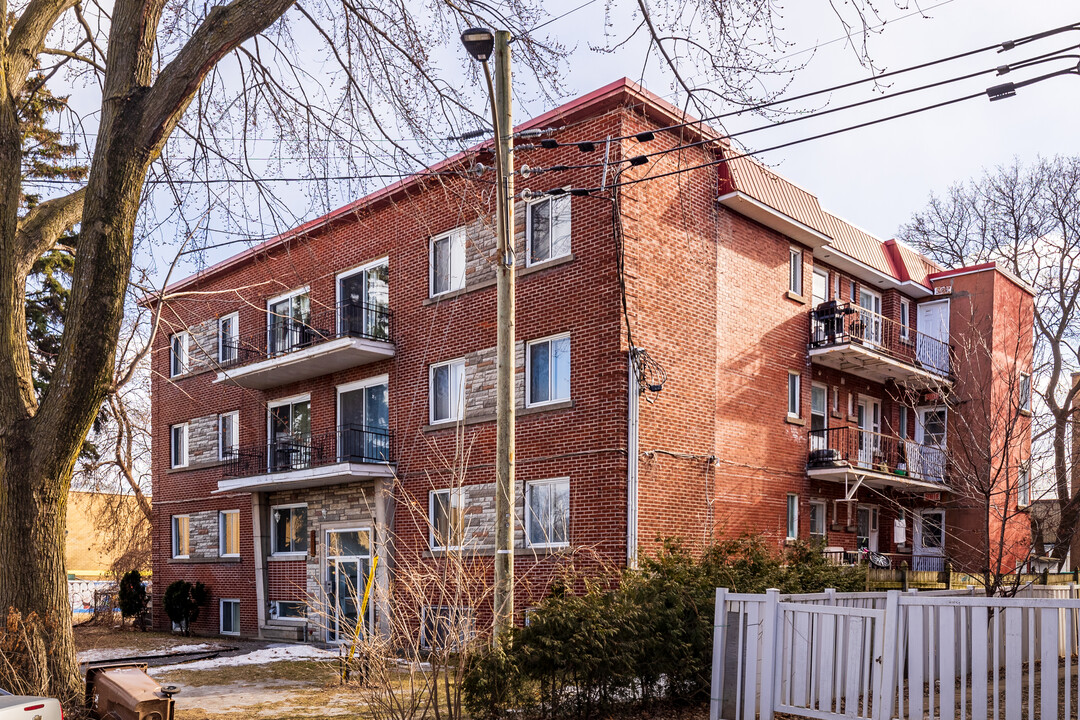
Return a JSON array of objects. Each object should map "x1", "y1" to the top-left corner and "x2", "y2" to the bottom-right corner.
[
  {"x1": 857, "y1": 397, "x2": 881, "y2": 468},
  {"x1": 338, "y1": 262, "x2": 389, "y2": 340},
  {"x1": 268, "y1": 291, "x2": 311, "y2": 355},
  {"x1": 338, "y1": 379, "x2": 389, "y2": 462},
  {"x1": 859, "y1": 288, "x2": 883, "y2": 345},
  {"x1": 915, "y1": 407, "x2": 947, "y2": 482},
  {"x1": 326, "y1": 528, "x2": 373, "y2": 643},
  {"x1": 811, "y1": 268, "x2": 829, "y2": 343},
  {"x1": 810, "y1": 384, "x2": 828, "y2": 451},
  {"x1": 914, "y1": 509, "x2": 945, "y2": 571},
  {"x1": 268, "y1": 398, "x2": 311, "y2": 471},
  {"x1": 917, "y1": 300, "x2": 950, "y2": 374},
  {"x1": 857, "y1": 506, "x2": 879, "y2": 552}
]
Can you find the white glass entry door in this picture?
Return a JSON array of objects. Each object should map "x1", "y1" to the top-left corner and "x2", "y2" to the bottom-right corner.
[{"x1": 326, "y1": 528, "x2": 373, "y2": 643}]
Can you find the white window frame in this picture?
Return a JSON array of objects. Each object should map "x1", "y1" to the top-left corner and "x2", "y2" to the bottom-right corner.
[
  {"x1": 898, "y1": 406, "x2": 909, "y2": 440},
  {"x1": 429, "y1": 488, "x2": 465, "y2": 551},
  {"x1": 786, "y1": 494, "x2": 799, "y2": 540},
  {"x1": 218, "y1": 312, "x2": 239, "y2": 363},
  {"x1": 789, "y1": 247, "x2": 803, "y2": 295},
  {"x1": 271, "y1": 600, "x2": 307, "y2": 622},
  {"x1": 336, "y1": 257, "x2": 390, "y2": 305},
  {"x1": 429, "y1": 228, "x2": 466, "y2": 297},
  {"x1": 337, "y1": 375, "x2": 390, "y2": 422},
  {"x1": 270, "y1": 503, "x2": 309, "y2": 557},
  {"x1": 525, "y1": 478, "x2": 571, "y2": 549},
  {"x1": 170, "y1": 423, "x2": 188, "y2": 469},
  {"x1": 170, "y1": 331, "x2": 189, "y2": 377},
  {"x1": 266, "y1": 286, "x2": 311, "y2": 355},
  {"x1": 1020, "y1": 372, "x2": 1032, "y2": 412},
  {"x1": 525, "y1": 195, "x2": 572, "y2": 267},
  {"x1": 218, "y1": 411, "x2": 239, "y2": 461},
  {"x1": 1018, "y1": 461, "x2": 1031, "y2": 507},
  {"x1": 218, "y1": 509, "x2": 240, "y2": 558},
  {"x1": 525, "y1": 333, "x2": 572, "y2": 408},
  {"x1": 899, "y1": 299, "x2": 911, "y2": 341},
  {"x1": 787, "y1": 371, "x2": 801, "y2": 418},
  {"x1": 429, "y1": 359, "x2": 465, "y2": 424},
  {"x1": 171, "y1": 515, "x2": 190, "y2": 559},
  {"x1": 809, "y1": 500, "x2": 826, "y2": 539},
  {"x1": 219, "y1": 599, "x2": 241, "y2": 636}
]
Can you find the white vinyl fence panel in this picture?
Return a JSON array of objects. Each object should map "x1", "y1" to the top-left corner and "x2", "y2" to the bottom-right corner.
[{"x1": 711, "y1": 584, "x2": 1080, "y2": 720}]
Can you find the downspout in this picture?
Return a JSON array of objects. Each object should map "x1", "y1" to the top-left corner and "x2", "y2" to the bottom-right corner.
[
  {"x1": 251, "y1": 492, "x2": 270, "y2": 639},
  {"x1": 627, "y1": 349, "x2": 640, "y2": 568}
]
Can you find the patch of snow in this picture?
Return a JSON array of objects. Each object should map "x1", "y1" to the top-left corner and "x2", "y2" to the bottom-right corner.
[
  {"x1": 78, "y1": 642, "x2": 218, "y2": 664},
  {"x1": 149, "y1": 644, "x2": 337, "y2": 674}
]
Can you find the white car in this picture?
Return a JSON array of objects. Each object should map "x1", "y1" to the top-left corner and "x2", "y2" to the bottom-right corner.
[{"x1": 0, "y1": 689, "x2": 63, "y2": 720}]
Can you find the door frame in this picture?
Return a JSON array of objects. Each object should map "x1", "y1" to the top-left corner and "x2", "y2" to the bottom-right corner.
[
  {"x1": 266, "y1": 285, "x2": 311, "y2": 354},
  {"x1": 336, "y1": 257, "x2": 389, "y2": 335},
  {"x1": 324, "y1": 525, "x2": 374, "y2": 643},
  {"x1": 913, "y1": 509, "x2": 946, "y2": 570},
  {"x1": 336, "y1": 375, "x2": 390, "y2": 462},
  {"x1": 267, "y1": 393, "x2": 311, "y2": 472},
  {"x1": 810, "y1": 382, "x2": 828, "y2": 451},
  {"x1": 857, "y1": 395, "x2": 882, "y2": 467},
  {"x1": 856, "y1": 505, "x2": 879, "y2": 552},
  {"x1": 858, "y1": 287, "x2": 883, "y2": 344}
]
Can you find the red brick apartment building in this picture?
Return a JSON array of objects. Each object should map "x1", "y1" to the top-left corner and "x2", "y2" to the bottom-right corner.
[{"x1": 150, "y1": 78, "x2": 1035, "y2": 640}]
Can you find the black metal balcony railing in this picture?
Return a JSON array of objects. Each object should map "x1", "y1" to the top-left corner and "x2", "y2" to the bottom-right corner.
[
  {"x1": 809, "y1": 301, "x2": 950, "y2": 378},
  {"x1": 808, "y1": 425, "x2": 947, "y2": 484},
  {"x1": 820, "y1": 548, "x2": 948, "y2": 572},
  {"x1": 218, "y1": 301, "x2": 391, "y2": 369},
  {"x1": 222, "y1": 425, "x2": 392, "y2": 478}
]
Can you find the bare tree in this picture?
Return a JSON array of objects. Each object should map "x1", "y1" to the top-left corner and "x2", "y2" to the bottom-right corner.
[{"x1": 899, "y1": 157, "x2": 1080, "y2": 569}]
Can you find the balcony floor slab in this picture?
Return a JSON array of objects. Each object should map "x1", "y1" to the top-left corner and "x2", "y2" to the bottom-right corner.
[
  {"x1": 809, "y1": 342, "x2": 950, "y2": 388},
  {"x1": 215, "y1": 336, "x2": 394, "y2": 389},
  {"x1": 808, "y1": 464, "x2": 951, "y2": 494},
  {"x1": 215, "y1": 461, "x2": 395, "y2": 494}
]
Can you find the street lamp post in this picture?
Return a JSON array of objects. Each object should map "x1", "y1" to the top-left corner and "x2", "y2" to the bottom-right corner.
[{"x1": 461, "y1": 27, "x2": 515, "y2": 640}]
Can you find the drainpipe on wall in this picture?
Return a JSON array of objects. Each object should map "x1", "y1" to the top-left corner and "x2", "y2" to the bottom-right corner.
[
  {"x1": 1070, "y1": 373, "x2": 1080, "y2": 571},
  {"x1": 251, "y1": 492, "x2": 270, "y2": 639},
  {"x1": 627, "y1": 349, "x2": 640, "y2": 568},
  {"x1": 374, "y1": 477, "x2": 394, "y2": 638}
]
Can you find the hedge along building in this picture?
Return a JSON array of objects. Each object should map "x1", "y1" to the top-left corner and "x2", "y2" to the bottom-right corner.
[{"x1": 148, "y1": 79, "x2": 1035, "y2": 641}]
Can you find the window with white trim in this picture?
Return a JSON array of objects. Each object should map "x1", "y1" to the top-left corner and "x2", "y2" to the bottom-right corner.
[
  {"x1": 526, "y1": 196, "x2": 571, "y2": 266},
  {"x1": 430, "y1": 489, "x2": 464, "y2": 551},
  {"x1": 218, "y1": 411, "x2": 238, "y2": 461},
  {"x1": 272, "y1": 601, "x2": 306, "y2": 620},
  {"x1": 170, "y1": 331, "x2": 188, "y2": 377},
  {"x1": 898, "y1": 406, "x2": 909, "y2": 439},
  {"x1": 787, "y1": 372, "x2": 801, "y2": 418},
  {"x1": 788, "y1": 248, "x2": 803, "y2": 295},
  {"x1": 430, "y1": 229, "x2": 466, "y2": 296},
  {"x1": 786, "y1": 494, "x2": 799, "y2": 540},
  {"x1": 1020, "y1": 372, "x2": 1032, "y2": 412},
  {"x1": 270, "y1": 504, "x2": 308, "y2": 556},
  {"x1": 527, "y1": 334, "x2": 570, "y2": 407},
  {"x1": 1018, "y1": 461, "x2": 1031, "y2": 507},
  {"x1": 219, "y1": 510, "x2": 240, "y2": 557},
  {"x1": 526, "y1": 478, "x2": 570, "y2": 548},
  {"x1": 429, "y1": 359, "x2": 465, "y2": 424},
  {"x1": 420, "y1": 605, "x2": 474, "y2": 651},
  {"x1": 171, "y1": 515, "x2": 190, "y2": 558},
  {"x1": 218, "y1": 312, "x2": 238, "y2": 362},
  {"x1": 900, "y1": 299, "x2": 911, "y2": 341},
  {"x1": 170, "y1": 423, "x2": 188, "y2": 469},
  {"x1": 809, "y1": 500, "x2": 826, "y2": 539},
  {"x1": 220, "y1": 599, "x2": 240, "y2": 635}
]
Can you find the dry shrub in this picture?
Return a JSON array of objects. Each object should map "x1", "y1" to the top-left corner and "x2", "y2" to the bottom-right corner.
[{"x1": 0, "y1": 608, "x2": 48, "y2": 696}]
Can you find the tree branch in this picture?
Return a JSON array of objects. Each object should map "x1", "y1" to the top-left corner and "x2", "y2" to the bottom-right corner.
[
  {"x1": 14, "y1": 188, "x2": 86, "y2": 275},
  {"x1": 6, "y1": 0, "x2": 79, "y2": 94},
  {"x1": 42, "y1": 47, "x2": 106, "y2": 74}
]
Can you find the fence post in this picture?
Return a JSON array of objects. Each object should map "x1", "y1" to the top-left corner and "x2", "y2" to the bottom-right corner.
[
  {"x1": 711, "y1": 588, "x2": 727, "y2": 720},
  {"x1": 874, "y1": 590, "x2": 900, "y2": 720},
  {"x1": 759, "y1": 588, "x2": 780, "y2": 720},
  {"x1": 1042, "y1": 568, "x2": 1049, "y2": 586},
  {"x1": 944, "y1": 561, "x2": 953, "y2": 589},
  {"x1": 901, "y1": 564, "x2": 909, "y2": 592},
  {"x1": 825, "y1": 587, "x2": 836, "y2": 606}
]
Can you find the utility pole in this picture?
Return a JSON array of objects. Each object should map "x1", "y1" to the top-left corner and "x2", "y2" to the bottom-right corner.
[
  {"x1": 461, "y1": 26, "x2": 515, "y2": 639},
  {"x1": 491, "y1": 29, "x2": 516, "y2": 640}
]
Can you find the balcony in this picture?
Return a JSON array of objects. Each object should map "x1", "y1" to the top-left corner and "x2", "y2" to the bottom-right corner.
[
  {"x1": 807, "y1": 426, "x2": 949, "y2": 493},
  {"x1": 808, "y1": 302, "x2": 950, "y2": 387},
  {"x1": 216, "y1": 425, "x2": 395, "y2": 494},
  {"x1": 215, "y1": 302, "x2": 393, "y2": 389},
  {"x1": 820, "y1": 548, "x2": 947, "y2": 572}
]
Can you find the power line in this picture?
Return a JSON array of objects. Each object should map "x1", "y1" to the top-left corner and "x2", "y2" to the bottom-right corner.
[
  {"x1": 526, "y1": 0, "x2": 603, "y2": 34},
  {"x1": 23, "y1": 168, "x2": 494, "y2": 187}
]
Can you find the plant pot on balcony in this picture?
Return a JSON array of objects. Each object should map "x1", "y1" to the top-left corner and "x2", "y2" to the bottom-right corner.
[{"x1": 808, "y1": 448, "x2": 842, "y2": 468}]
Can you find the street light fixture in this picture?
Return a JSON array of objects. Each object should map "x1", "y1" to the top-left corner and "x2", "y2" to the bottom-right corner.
[{"x1": 461, "y1": 28, "x2": 495, "y2": 62}]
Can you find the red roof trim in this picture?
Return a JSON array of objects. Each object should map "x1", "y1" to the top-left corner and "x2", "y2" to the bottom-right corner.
[
  {"x1": 881, "y1": 240, "x2": 910, "y2": 283},
  {"x1": 927, "y1": 262, "x2": 997, "y2": 280}
]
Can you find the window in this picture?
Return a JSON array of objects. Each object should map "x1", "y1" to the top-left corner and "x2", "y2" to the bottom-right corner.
[
  {"x1": 786, "y1": 494, "x2": 799, "y2": 540},
  {"x1": 920, "y1": 511, "x2": 944, "y2": 550},
  {"x1": 849, "y1": 280, "x2": 856, "y2": 301},
  {"x1": 1020, "y1": 372, "x2": 1032, "y2": 412},
  {"x1": 526, "y1": 196, "x2": 571, "y2": 265},
  {"x1": 338, "y1": 377, "x2": 390, "y2": 461},
  {"x1": 170, "y1": 331, "x2": 188, "y2": 377},
  {"x1": 170, "y1": 423, "x2": 188, "y2": 469},
  {"x1": 219, "y1": 510, "x2": 240, "y2": 557},
  {"x1": 272, "y1": 601, "x2": 306, "y2": 620},
  {"x1": 430, "y1": 229, "x2": 466, "y2": 296},
  {"x1": 526, "y1": 478, "x2": 570, "y2": 548},
  {"x1": 788, "y1": 248, "x2": 803, "y2": 295},
  {"x1": 527, "y1": 334, "x2": 571, "y2": 407},
  {"x1": 218, "y1": 313, "x2": 238, "y2": 362},
  {"x1": 809, "y1": 501, "x2": 826, "y2": 539},
  {"x1": 270, "y1": 504, "x2": 308, "y2": 556},
  {"x1": 831, "y1": 387, "x2": 839, "y2": 414},
  {"x1": 787, "y1": 372, "x2": 801, "y2": 417},
  {"x1": 900, "y1": 299, "x2": 911, "y2": 341},
  {"x1": 430, "y1": 489, "x2": 464, "y2": 550},
  {"x1": 171, "y1": 515, "x2": 190, "y2": 558},
  {"x1": 1019, "y1": 462, "x2": 1031, "y2": 507},
  {"x1": 218, "y1": 412, "x2": 238, "y2": 461},
  {"x1": 220, "y1": 599, "x2": 240, "y2": 635},
  {"x1": 338, "y1": 260, "x2": 390, "y2": 340},
  {"x1": 898, "y1": 406, "x2": 909, "y2": 439},
  {"x1": 429, "y1": 359, "x2": 465, "y2": 424},
  {"x1": 268, "y1": 396, "x2": 311, "y2": 472},
  {"x1": 267, "y1": 289, "x2": 311, "y2": 355},
  {"x1": 421, "y1": 606, "x2": 474, "y2": 651},
  {"x1": 810, "y1": 384, "x2": 827, "y2": 450}
]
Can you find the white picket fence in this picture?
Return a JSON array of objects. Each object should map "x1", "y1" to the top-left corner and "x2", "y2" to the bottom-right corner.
[{"x1": 710, "y1": 584, "x2": 1080, "y2": 720}]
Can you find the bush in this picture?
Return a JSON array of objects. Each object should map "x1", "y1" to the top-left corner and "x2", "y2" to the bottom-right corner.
[
  {"x1": 463, "y1": 536, "x2": 865, "y2": 718},
  {"x1": 118, "y1": 570, "x2": 149, "y2": 625},
  {"x1": 162, "y1": 580, "x2": 209, "y2": 635}
]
